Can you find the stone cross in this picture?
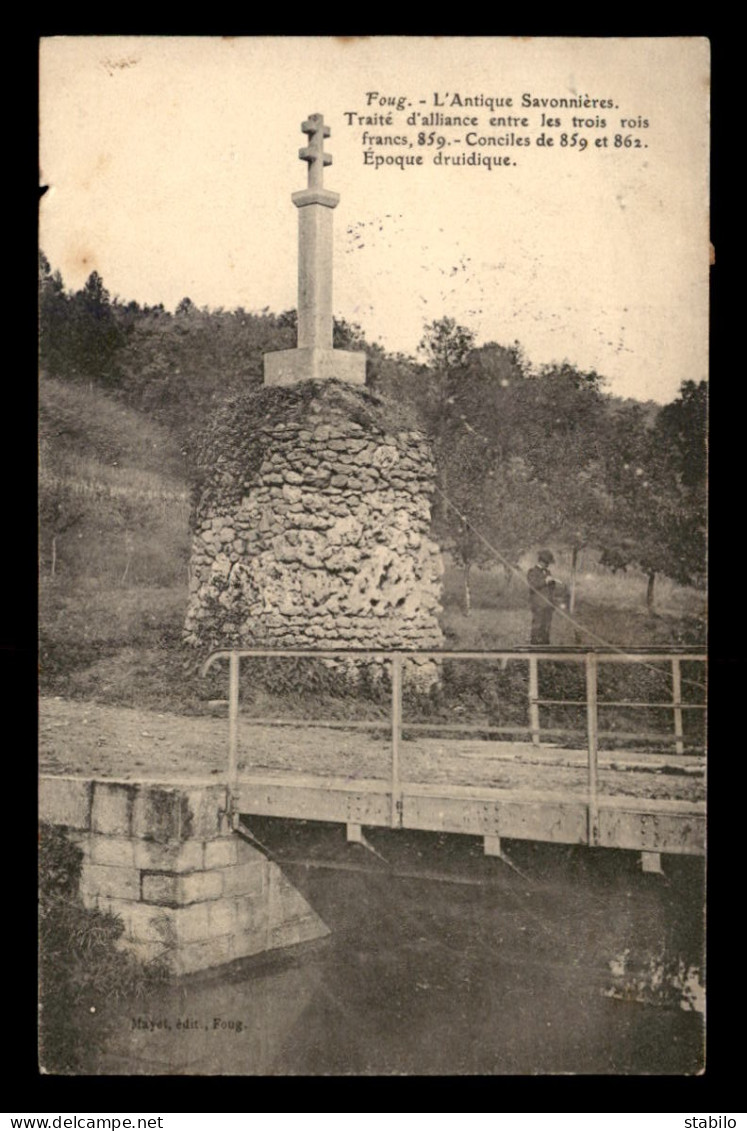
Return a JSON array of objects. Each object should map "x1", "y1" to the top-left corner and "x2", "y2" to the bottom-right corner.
[
  {"x1": 299, "y1": 114, "x2": 333, "y2": 190},
  {"x1": 262, "y1": 112, "x2": 366, "y2": 386},
  {"x1": 291, "y1": 114, "x2": 340, "y2": 353}
]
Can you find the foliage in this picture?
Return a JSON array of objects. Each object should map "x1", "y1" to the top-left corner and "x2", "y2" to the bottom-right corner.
[
  {"x1": 38, "y1": 823, "x2": 170, "y2": 1074},
  {"x1": 599, "y1": 384, "x2": 707, "y2": 608},
  {"x1": 655, "y1": 380, "x2": 707, "y2": 488},
  {"x1": 423, "y1": 341, "x2": 609, "y2": 611},
  {"x1": 38, "y1": 251, "x2": 69, "y2": 377},
  {"x1": 418, "y1": 315, "x2": 476, "y2": 371},
  {"x1": 39, "y1": 259, "x2": 126, "y2": 388}
]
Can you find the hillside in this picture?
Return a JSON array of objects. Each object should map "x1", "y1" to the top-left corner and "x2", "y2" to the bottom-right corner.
[
  {"x1": 39, "y1": 377, "x2": 191, "y2": 587},
  {"x1": 39, "y1": 375, "x2": 188, "y2": 479}
]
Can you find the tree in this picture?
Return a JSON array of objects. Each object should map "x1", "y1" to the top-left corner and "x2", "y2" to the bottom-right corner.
[
  {"x1": 600, "y1": 390, "x2": 706, "y2": 611},
  {"x1": 432, "y1": 351, "x2": 611, "y2": 608},
  {"x1": 520, "y1": 363, "x2": 608, "y2": 608},
  {"x1": 65, "y1": 271, "x2": 125, "y2": 388},
  {"x1": 654, "y1": 380, "x2": 707, "y2": 489},
  {"x1": 39, "y1": 252, "x2": 70, "y2": 378},
  {"x1": 175, "y1": 296, "x2": 196, "y2": 317},
  {"x1": 333, "y1": 317, "x2": 367, "y2": 351},
  {"x1": 418, "y1": 316, "x2": 476, "y2": 372},
  {"x1": 425, "y1": 339, "x2": 562, "y2": 612}
]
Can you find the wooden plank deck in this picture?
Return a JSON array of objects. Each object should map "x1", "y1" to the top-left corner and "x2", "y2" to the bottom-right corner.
[{"x1": 232, "y1": 733, "x2": 705, "y2": 856}]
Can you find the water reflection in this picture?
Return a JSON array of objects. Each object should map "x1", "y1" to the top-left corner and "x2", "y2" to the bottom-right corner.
[
  {"x1": 79, "y1": 828, "x2": 704, "y2": 1075},
  {"x1": 605, "y1": 948, "x2": 705, "y2": 1013}
]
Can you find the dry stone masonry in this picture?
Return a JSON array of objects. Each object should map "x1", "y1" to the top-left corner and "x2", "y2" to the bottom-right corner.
[{"x1": 184, "y1": 380, "x2": 444, "y2": 679}]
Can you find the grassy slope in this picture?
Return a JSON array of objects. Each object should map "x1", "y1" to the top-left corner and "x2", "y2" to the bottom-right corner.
[
  {"x1": 39, "y1": 378, "x2": 192, "y2": 695},
  {"x1": 39, "y1": 377, "x2": 191, "y2": 588},
  {"x1": 39, "y1": 375, "x2": 187, "y2": 479}
]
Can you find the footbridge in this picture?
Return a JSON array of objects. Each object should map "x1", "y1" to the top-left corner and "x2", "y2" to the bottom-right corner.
[{"x1": 202, "y1": 647, "x2": 706, "y2": 871}]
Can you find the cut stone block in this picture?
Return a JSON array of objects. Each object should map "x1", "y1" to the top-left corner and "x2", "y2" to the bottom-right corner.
[
  {"x1": 264, "y1": 347, "x2": 366, "y2": 387},
  {"x1": 175, "y1": 935, "x2": 234, "y2": 976},
  {"x1": 80, "y1": 861, "x2": 141, "y2": 903},
  {"x1": 203, "y1": 838, "x2": 240, "y2": 869},
  {"x1": 220, "y1": 860, "x2": 266, "y2": 898},
  {"x1": 182, "y1": 786, "x2": 232, "y2": 840},
  {"x1": 39, "y1": 777, "x2": 92, "y2": 830},
  {"x1": 98, "y1": 897, "x2": 175, "y2": 945},
  {"x1": 140, "y1": 869, "x2": 224, "y2": 907},
  {"x1": 90, "y1": 782, "x2": 138, "y2": 837},
  {"x1": 130, "y1": 787, "x2": 187, "y2": 843}
]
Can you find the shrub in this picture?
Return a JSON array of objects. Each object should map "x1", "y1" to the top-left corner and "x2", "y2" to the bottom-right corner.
[{"x1": 38, "y1": 824, "x2": 171, "y2": 1074}]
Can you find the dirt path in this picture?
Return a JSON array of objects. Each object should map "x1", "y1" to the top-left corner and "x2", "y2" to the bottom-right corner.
[{"x1": 39, "y1": 697, "x2": 704, "y2": 803}]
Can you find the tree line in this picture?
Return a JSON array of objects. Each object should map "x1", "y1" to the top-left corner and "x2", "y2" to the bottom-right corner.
[{"x1": 39, "y1": 255, "x2": 706, "y2": 610}]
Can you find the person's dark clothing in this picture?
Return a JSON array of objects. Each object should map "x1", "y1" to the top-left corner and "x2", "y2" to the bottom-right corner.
[{"x1": 528, "y1": 563, "x2": 557, "y2": 645}]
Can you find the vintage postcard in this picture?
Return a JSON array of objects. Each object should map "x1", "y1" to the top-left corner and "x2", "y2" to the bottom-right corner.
[{"x1": 39, "y1": 36, "x2": 708, "y2": 1076}]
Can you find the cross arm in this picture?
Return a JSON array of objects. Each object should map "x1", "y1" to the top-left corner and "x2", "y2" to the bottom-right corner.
[
  {"x1": 301, "y1": 117, "x2": 330, "y2": 139},
  {"x1": 299, "y1": 147, "x2": 333, "y2": 166}
]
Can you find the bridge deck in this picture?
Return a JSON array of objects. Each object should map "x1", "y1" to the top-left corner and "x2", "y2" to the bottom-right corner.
[
  {"x1": 227, "y1": 717, "x2": 705, "y2": 854},
  {"x1": 232, "y1": 738, "x2": 705, "y2": 856},
  {"x1": 39, "y1": 698, "x2": 705, "y2": 856}
]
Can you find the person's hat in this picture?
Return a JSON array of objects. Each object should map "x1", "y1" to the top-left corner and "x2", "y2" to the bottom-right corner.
[{"x1": 538, "y1": 549, "x2": 555, "y2": 565}]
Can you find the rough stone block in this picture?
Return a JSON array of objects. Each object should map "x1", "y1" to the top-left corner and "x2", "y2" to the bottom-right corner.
[
  {"x1": 39, "y1": 777, "x2": 92, "y2": 830},
  {"x1": 91, "y1": 782, "x2": 137, "y2": 837}
]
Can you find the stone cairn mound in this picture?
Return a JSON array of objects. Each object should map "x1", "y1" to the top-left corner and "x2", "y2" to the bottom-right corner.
[{"x1": 184, "y1": 379, "x2": 444, "y2": 689}]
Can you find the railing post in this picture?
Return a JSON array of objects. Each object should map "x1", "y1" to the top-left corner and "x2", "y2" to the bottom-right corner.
[
  {"x1": 227, "y1": 651, "x2": 240, "y2": 813},
  {"x1": 391, "y1": 653, "x2": 403, "y2": 829},
  {"x1": 528, "y1": 655, "x2": 540, "y2": 747},
  {"x1": 585, "y1": 652, "x2": 600, "y2": 846},
  {"x1": 671, "y1": 656, "x2": 684, "y2": 756}
]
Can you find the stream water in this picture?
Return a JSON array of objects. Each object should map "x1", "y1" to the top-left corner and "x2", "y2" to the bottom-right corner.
[{"x1": 71, "y1": 825, "x2": 704, "y2": 1075}]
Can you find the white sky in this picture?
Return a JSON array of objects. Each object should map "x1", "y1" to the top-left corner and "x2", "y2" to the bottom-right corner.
[{"x1": 39, "y1": 36, "x2": 710, "y2": 403}]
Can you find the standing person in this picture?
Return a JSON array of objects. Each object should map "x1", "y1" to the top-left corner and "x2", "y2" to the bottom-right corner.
[{"x1": 528, "y1": 549, "x2": 559, "y2": 645}]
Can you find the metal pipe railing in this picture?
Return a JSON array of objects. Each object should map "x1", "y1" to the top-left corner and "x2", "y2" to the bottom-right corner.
[
  {"x1": 391, "y1": 654, "x2": 403, "y2": 828},
  {"x1": 586, "y1": 652, "x2": 600, "y2": 846},
  {"x1": 202, "y1": 647, "x2": 706, "y2": 843}
]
